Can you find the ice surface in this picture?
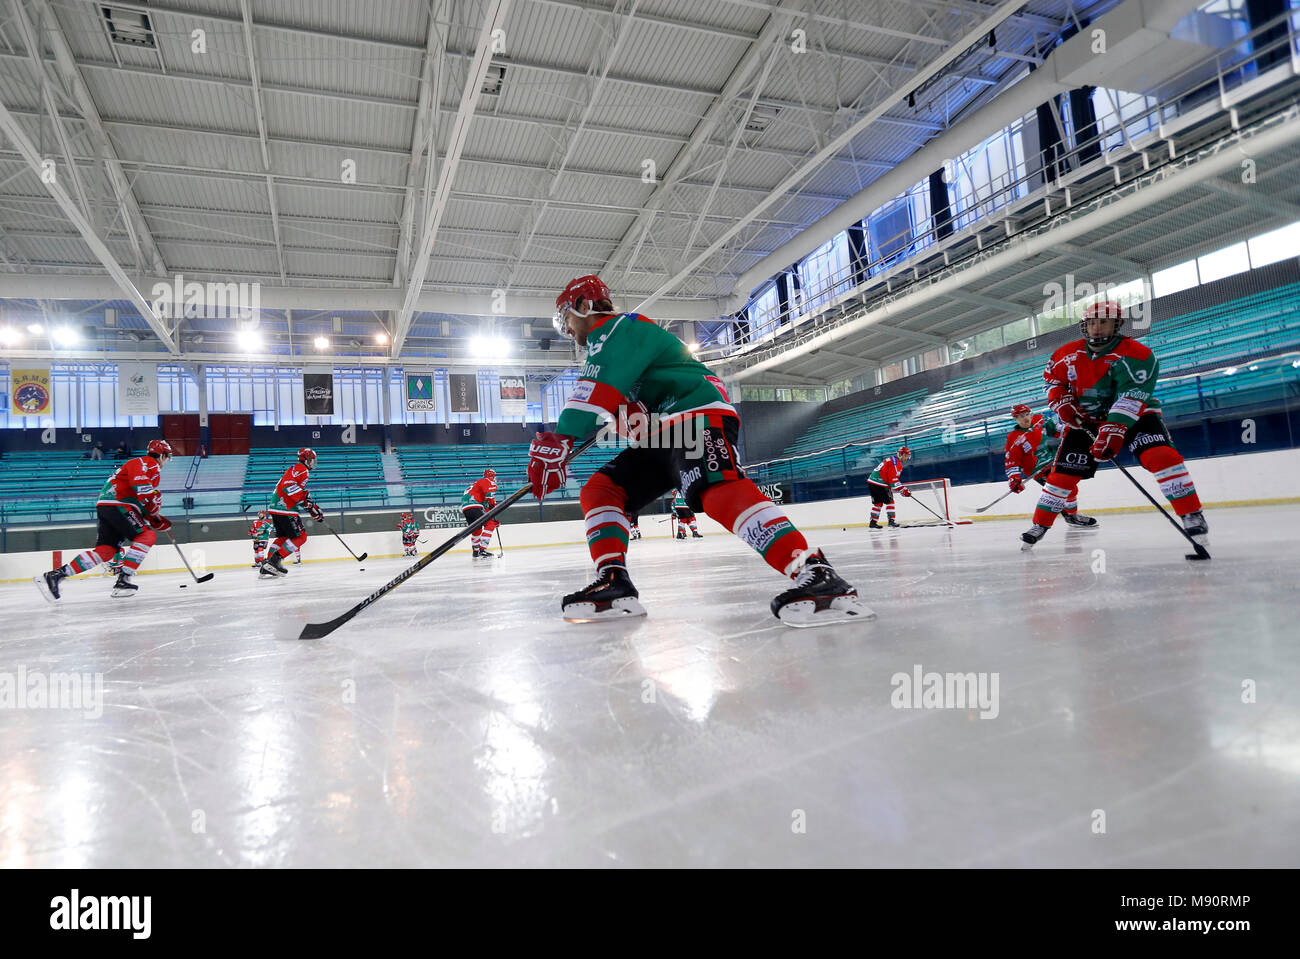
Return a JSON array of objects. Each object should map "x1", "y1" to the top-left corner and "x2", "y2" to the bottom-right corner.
[{"x1": 2, "y1": 505, "x2": 1298, "y2": 867}]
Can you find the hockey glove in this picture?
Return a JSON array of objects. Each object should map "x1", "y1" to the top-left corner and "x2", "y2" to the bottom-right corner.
[
  {"x1": 528, "y1": 432, "x2": 572, "y2": 501},
  {"x1": 147, "y1": 513, "x2": 172, "y2": 532},
  {"x1": 305, "y1": 499, "x2": 325, "y2": 522},
  {"x1": 897, "y1": 485, "x2": 911, "y2": 498},
  {"x1": 1052, "y1": 397, "x2": 1091, "y2": 430},
  {"x1": 1008, "y1": 473, "x2": 1025, "y2": 493},
  {"x1": 1089, "y1": 422, "x2": 1127, "y2": 461}
]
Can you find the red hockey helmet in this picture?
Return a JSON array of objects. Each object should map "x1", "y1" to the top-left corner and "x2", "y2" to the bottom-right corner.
[
  {"x1": 484, "y1": 468, "x2": 497, "y2": 480},
  {"x1": 897, "y1": 445, "x2": 912, "y2": 458},
  {"x1": 553, "y1": 274, "x2": 611, "y2": 337},
  {"x1": 298, "y1": 447, "x2": 317, "y2": 468},
  {"x1": 1011, "y1": 403, "x2": 1032, "y2": 418},
  {"x1": 147, "y1": 439, "x2": 174, "y2": 462},
  {"x1": 1081, "y1": 299, "x2": 1125, "y2": 348}
]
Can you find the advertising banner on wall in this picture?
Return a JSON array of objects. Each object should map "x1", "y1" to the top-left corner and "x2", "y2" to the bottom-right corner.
[
  {"x1": 448, "y1": 373, "x2": 479, "y2": 414},
  {"x1": 116, "y1": 362, "x2": 159, "y2": 416},
  {"x1": 498, "y1": 371, "x2": 526, "y2": 418},
  {"x1": 303, "y1": 371, "x2": 335, "y2": 416},
  {"x1": 10, "y1": 366, "x2": 52, "y2": 417},
  {"x1": 404, "y1": 371, "x2": 436, "y2": 412}
]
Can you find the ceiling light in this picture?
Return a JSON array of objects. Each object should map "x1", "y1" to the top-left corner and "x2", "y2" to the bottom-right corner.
[
  {"x1": 314, "y1": 336, "x2": 330, "y2": 351},
  {"x1": 0, "y1": 327, "x2": 21, "y2": 346},
  {"x1": 687, "y1": 341, "x2": 700, "y2": 352},
  {"x1": 53, "y1": 327, "x2": 80, "y2": 346},
  {"x1": 374, "y1": 332, "x2": 389, "y2": 345},
  {"x1": 237, "y1": 329, "x2": 262, "y2": 352},
  {"x1": 469, "y1": 336, "x2": 510, "y2": 359},
  {"x1": 27, "y1": 323, "x2": 44, "y2": 335}
]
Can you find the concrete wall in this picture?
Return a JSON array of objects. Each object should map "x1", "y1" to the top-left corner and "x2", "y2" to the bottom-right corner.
[{"x1": 4, "y1": 446, "x2": 1295, "y2": 583}]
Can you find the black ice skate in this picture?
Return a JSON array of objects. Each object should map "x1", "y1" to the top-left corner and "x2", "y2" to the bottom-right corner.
[
  {"x1": 629, "y1": 527, "x2": 641, "y2": 541},
  {"x1": 261, "y1": 553, "x2": 288, "y2": 577},
  {"x1": 887, "y1": 518, "x2": 900, "y2": 528},
  {"x1": 1182, "y1": 510, "x2": 1210, "y2": 550},
  {"x1": 34, "y1": 568, "x2": 66, "y2": 603},
  {"x1": 111, "y1": 572, "x2": 139, "y2": 598},
  {"x1": 771, "y1": 550, "x2": 874, "y2": 627},
  {"x1": 1061, "y1": 511, "x2": 1098, "y2": 528},
  {"x1": 869, "y1": 520, "x2": 883, "y2": 530},
  {"x1": 1020, "y1": 523, "x2": 1049, "y2": 550},
  {"x1": 562, "y1": 565, "x2": 646, "y2": 623},
  {"x1": 691, "y1": 530, "x2": 703, "y2": 539},
  {"x1": 675, "y1": 526, "x2": 686, "y2": 539}
]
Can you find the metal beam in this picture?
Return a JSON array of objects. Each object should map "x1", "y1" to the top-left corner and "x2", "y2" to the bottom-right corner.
[
  {"x1": 12, "y1": 0, "x2": 167, "y2": 277},
  {"x1": 1200, "y1": 178, "x2": 1300, "y2": 221},
  {"x1": 1055, "y1": 240, "x2": 1149, "y2": 277},
  {"x1": 393, "y1": 0, "x2": 445, "y2": 288},
  {"x1": 634, "y1": 0, "x2": 1028, "y2": 312},
  {"x1": 945, "y1": 289, "x2": 1033, "y2": 316},
  {"x1": 390, "y1": 0, "x2": 512, "y2": 356},
  {"x1": 0, "y1": 99, "x2": 177, "y2": 352},
  {"x1": 868, "y1": 323, "x2": 948, "y2": 346},
  {"x1": 238, "y1": 0, "x2": 286, "y2": 284}
]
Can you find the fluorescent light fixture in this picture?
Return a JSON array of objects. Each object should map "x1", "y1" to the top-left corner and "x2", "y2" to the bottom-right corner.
[
  {"x1": 237, "y1": 329, "x2": 262, "y2": 351},
  {"x1": 53, "y1": 327, "x2": 79, "y2": 345},
  {"x1": 0, "y1": 327, "x2": 20, "y2": 346},
  {"x1": 374, "y1": 331, "x2": 389, "y2": 345},
  {"x1": 314, "y1": 336, "x2": 330, "y2": 351},
  {"x1": 27, "y1": 323, "x2": 44, "y2": 335}
]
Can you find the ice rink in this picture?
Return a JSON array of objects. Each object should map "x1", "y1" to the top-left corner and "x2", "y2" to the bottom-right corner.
[{"x1": 2, "y1": 504, "x2": 1297, "y2": 867}]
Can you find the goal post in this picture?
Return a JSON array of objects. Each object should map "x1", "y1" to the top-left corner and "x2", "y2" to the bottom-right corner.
[{"x1": 890, "y1": 477, "x2": 970, "y2": 526}]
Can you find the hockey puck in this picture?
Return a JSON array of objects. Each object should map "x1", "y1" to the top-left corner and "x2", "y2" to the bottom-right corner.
[
  {"x1": 179, "y1": 584, "x2": 188, "y2": 588},
  {"x1": 359, "y1": 567, "x2": 365, "y2": 571}
]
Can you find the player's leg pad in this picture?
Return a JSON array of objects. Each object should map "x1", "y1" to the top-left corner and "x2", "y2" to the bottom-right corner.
[
  {"x1": 561, "y1": 566, "x2": 647, "y2": 623},
  {"x1": 771, "y1": 550, "x2": 874, "y2": 627}
]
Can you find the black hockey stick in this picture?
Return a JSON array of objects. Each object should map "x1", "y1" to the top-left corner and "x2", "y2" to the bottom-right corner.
[
  {"x1": 164, "y1": 529, "x2": 214, "y2": 584},
  {"x1": 299, "y1": 434, "x2": 600, "y2": 639},
  {"x1": 971, "y1": 464, "x2": 1052, "y2": 513},
  {"x1": 902, "y1": 489, "x2": 954, "y2": 526},
  {"x1": 318, "y1": 522, "x2": 367, "y2": 562},
  {"x1": 494, "y1": 526, "x2": 504, "y2": 558},
  {"x1": 1087, "y1": 431, "x2": 1210, "y2": 561}
]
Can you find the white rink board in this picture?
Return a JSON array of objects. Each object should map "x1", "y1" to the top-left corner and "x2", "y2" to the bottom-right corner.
[{"x1": 2, "y1": 446, "x2": 1294, "y2": 582}]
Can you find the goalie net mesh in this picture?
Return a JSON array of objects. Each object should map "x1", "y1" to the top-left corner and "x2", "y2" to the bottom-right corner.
[{"x1": 889, "y1": 477, "x2": 966, "y2": 526}]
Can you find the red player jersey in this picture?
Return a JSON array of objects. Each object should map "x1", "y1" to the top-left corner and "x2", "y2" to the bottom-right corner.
[
  {"x1": 459, "y1": 477, "x2": 497, "y2": 511},
  {"x1": 270, "y1": 463, "x2": 311, "y2": 515},
  {"x1": 867, "y1": 455, "x2": 904, "y2": 488},
  {"x1": 1004, "y1": 414, "x2": 1062, "y2": 479},
  {"x1": 97, "y1": 456, "x2": 163, "y2": 517},
  {"x1": 1043, "y1": 335, "x2": 1161, "y2": 429}
]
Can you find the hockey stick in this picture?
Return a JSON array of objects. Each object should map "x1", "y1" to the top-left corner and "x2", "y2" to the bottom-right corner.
[
  {"x1": 318, "y1": 522, "x2": 368, "y2": 562},
  {"x1": 495, "y1": 526, "x2": 504, "y2": 558},
  {"x1": 1087, "y1": 432, "x2": 1210, "y2": 561},
  {"x1": 971, "y1": 464, "x2": 1052, "y2": 513},
  {"x1": 299, "y1": 434, "x2": 600, "y2": 639},
  {"x1": 164, "y1": 529, "x2": 214, "y2": 584}
]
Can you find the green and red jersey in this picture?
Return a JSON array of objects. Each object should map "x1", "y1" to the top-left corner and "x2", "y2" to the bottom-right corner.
[
  {"x1": 1043, "y1": 335, "x2": 1161, "y2": 430},
  {"x1": 270, "y1": 463, "x2": 311, "y2": 516},
  {"x1": 97, "y1": 455, "x2": 163, "y2": 518},
  {"x1": 460, "y1": 477, "x2": 497, "y2": 511},
  {"x1": 555, "y1": 312, "x2": 736, "y2": 440},
  {"x1": 249, "y1": 517, "x2": 272, "y2": 540},
  {"x1": 1004, "y1": 413, "x2": 1062, "y2": 479},
  {"x1": 868, "y1": 455, "x2": 905, "y2": 490}
]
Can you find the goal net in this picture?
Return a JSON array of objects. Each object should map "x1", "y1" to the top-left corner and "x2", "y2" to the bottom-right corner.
[{"x1": 885, "y1": 477, "x2": 968, "y2": 526}]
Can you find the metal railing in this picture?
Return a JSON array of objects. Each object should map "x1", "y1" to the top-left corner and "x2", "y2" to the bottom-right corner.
[{"x1": 699, "y1": 12, "x2": 1300, "y2": 365}]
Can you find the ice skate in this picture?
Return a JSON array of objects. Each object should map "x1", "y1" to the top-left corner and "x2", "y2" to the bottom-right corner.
[
  {"x1": 261, "y1": 553, "x2": 288, "y2": 577},
  {"x1": 562, "y1": 566, "x2": 646, "y2": 623},
  {"x1": 1061, "y1": 511, "x2": 1098, "y2": 528},
  {"x1": 629, "y1": 526, "x2": 641, "y2": 541},
  {"x1": 868, "y1": 520, "x2": 883, "y2": 530},
  {"x1": 691, "y1": 530, "x2": 703, "y2": 539},
  {"x1": 34, "y1": 568, "x2": 66, "y2": 603},
  {"x1": 1182, "y1": 510, "x2": 1209, "y2": 550},
  {"x1": 887, "y1": 518, "x2": 900, "y2": 528},
  {"x1": 771, "y1": 550, "x2": 874, "y2": 627},
  {"x1": 110, "y1": 572, "x2": 139, "y2": 598},
  {"x1": 1020, "y1": 524, "x2": 1048, "y2": 550}
]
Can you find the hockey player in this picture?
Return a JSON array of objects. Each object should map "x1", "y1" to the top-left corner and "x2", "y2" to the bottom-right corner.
[
  {"x1": 399, "y1": 511, "x2": 420, "y2": 557},
  {"x1": 36, "y1": 439, "x2": 174, "y2": 600},
  {"x1": 261, "y1": 447, "x2": 322, "y2": 576},
  {"x1": 529, "y1": 274, "x2": 866, "y2": 626},
  {"x1": 1005, "y1": 404, "x2": 1096, "y2": 528},
  {"x1": 628, "y1": 511, "x2": 641, "y2": 541},
  {"x1": 866, "y1": 446, "x2": 911, "y2": 529},
  {"x1": 669, "y1": 489, "x2": 703, "y2": 538},
  {"x1": 461, "y1": 468, "x2": 499, "y2": 559},
  {"x1": 1022, "y1": 300, "x2": 1208, "y2": 549},
  {"x1": 249, "y1": 510, "x2": 272, "y2": 567}
]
